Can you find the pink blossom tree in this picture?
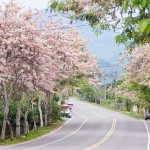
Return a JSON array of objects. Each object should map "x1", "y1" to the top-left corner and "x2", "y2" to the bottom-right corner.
[
  {"x1": 126, "y1": 44, "x2": 150, "y2": 87},
  {"x1": 0, "y1": 0, "x2": 101, "y2": 140},
  {"x1": 0, "y1": 0, "x2": 45, "y2": 140},
  {"x1": 115, "y1": 44, "x2": 150, "y2": 106}
]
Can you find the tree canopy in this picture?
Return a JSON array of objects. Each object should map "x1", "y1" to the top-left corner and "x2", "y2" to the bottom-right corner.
[
  {"x1": 0, "y1": 0, "x2": 101, "y2": 141},
  {"x1": 115, "y1": 44, "x2": 150, "y2": 105},
  {"x1": 49, "y1": 0, "x2": 150, "y2": 49},
  {"x1": 49, "y1": 0, "x2": 150, "y2": 107}
]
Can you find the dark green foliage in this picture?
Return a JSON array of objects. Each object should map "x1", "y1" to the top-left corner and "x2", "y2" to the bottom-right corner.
[
  {"x1": 28, "y1": 107, "x2": 39, "y2": 127},
  {"x1": 51, "y1": 101, "x2": 61, "y2": 123},
  {"x1": 53, "y1": 95, "x2": 59, "y2": 102},
  {"x1": 8, "y1": 100, "x2": 18, "y2": 129},
  {"x1": 0, "y1": 94, "x2": 63, "y2": 139},
  {"x1": 77, "y1": 84, "x2": 96, "y2": 102},
  {"x1": 59, "y1": 79, "x2": 68, "y2": 87},
  {"x1": 130, "y1": 82, "x2": 150, "y2": 102}
]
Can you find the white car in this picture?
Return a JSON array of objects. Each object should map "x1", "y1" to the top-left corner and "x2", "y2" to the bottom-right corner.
[
  {"x1": 67, "y1": 100, "x2": 73, "y2": 106},
  {"x1": 61, "y1": 104, "x2": 72, "y2": 118}
]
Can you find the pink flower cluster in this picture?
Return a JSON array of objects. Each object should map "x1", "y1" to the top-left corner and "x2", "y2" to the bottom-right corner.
[
  {"x1": 126, "y1": 44, "x2": 150, "y2": 87},
  {"x1": 0, "y1": 0, "x2": 101, "y2": 97}
]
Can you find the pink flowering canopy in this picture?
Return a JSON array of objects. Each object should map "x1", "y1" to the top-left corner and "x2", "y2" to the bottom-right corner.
[
  {"x1": 0, "y1": 0, "x2": 101, "y2": 95},
  {"x1": 126, "y1": 44, "x2": 150, "y2": 87}
]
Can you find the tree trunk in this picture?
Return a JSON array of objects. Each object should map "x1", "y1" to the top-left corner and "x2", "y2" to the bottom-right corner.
[
  {"x1": 137, "y1": 105, "x2": 140, "y2": 114},
  {"x1": 1, "y1": 85, "x2": 9, "y2": 141},
  {"x1": 46, "y1": 93, "x2": 54, "y2": 126},
  {"x1": 24, "y1": 97, "x2": 31, "y2": 135},
  {"x1": 126, "y1": 101, "x2": 129, "y2": 111},
  {"x1": 38, "y1": 97, "x2": 43, "y2": 127},
  {"x1": 24, "y1": 112, "x2": 29, "y2": 135},
  {"x1": 47, "y1": 100, "x2": 53, "y2": 126},
  {"x1": 33, "y1": 119, "x2": 37, "y2": 130},
  {"x1": 1, "y1": 105, "x2": 9, "y2": 141},
  {"x1": 44, "y1": 102, "x2": 48, "y2": 126},
  {"x1": 16, "y1": 99, "x2": 21, "y2": 138},
  {"x1": 6, "y1": 120, "x2": 13, "y2": 141},
  {"x1": 58, "y1": 91, "x2": 63, "y2": 105},
  {"x1": 72, "y1": 87, "x2": 74, "y2": 96}
]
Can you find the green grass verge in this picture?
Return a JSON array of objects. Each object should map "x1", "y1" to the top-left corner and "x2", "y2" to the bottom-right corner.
[
  {"x1": 98, "y1": 104, "x2": 143, "y2": 120},
  {"x1": 96, "y1": 104, "x2": 143, "y2": 120},
  {"x1": 0, "y1": 120, "x2": 64, "y2": 145},
  {"x1": 76, "y1": 97, "x2": 143, "y2": 120},
  {"x1": 120, "y1": 111, "x2": 143, "y2": 120}
]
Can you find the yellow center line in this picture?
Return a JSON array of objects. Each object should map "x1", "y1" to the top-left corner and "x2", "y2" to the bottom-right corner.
[{"x1": 84, "y1": 118, "x2": 116, "y2": 150}]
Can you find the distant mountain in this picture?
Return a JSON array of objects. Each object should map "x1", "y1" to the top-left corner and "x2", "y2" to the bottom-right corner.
[
  {"x1": 81, "y1": 30, "x2": 126, "y2": 82},
  {"x1": 41, "y1": 10, "x2": 126, "y2": 83}
]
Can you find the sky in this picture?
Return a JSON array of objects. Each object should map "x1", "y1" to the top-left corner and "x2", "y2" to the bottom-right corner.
[{"x1": 0, "y1": 0, "x2": 48, "y2": 9}]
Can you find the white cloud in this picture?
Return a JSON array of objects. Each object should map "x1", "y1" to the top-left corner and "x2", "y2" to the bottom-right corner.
[{"x1": 0, "y1": 0, "x2": 49, "y2": 10}]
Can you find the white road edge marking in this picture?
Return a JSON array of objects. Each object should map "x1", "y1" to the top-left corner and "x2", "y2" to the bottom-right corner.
[
  {"x1": 89, "y1": 111, "x2": 105, "y2": 118},
  {"x1": 84, "y1": 118, "x2": 116, "y2": 150},
  {"x1": 23, "y1": 118, "x2": 88, "y2": 150},
  {"x1": 0, "y1": 118, "x2": 73, "y2": 150},
  {"x1": 144, "y1": 121, "x2": 150, "y2": 150}
]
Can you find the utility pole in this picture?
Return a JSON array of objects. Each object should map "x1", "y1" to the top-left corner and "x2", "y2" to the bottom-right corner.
[
  {"x1": 114, "y1": 71, "x2": 117, "y2": 105},
  {"x1": 104, "y1": 84, "x2": 107, "y2": 100}
]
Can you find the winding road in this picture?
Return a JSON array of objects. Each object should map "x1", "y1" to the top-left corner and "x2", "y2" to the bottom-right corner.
[{"x1": 0, "y1": 98, "x2": 150, "y2": 150}]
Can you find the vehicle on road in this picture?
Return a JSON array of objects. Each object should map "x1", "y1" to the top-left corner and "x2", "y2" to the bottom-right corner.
[
  {"x1": 144, "y1": 110, "x2": 150, "y2": 120},
  {"x1": 61, "y1": 104, "x2": 72, "y2": 118},
  {"x1": 67, "y1": 100, "x2": 73, "y2": 106}
]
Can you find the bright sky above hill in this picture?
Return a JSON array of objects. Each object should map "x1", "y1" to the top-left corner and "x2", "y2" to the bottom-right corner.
[{"x1": 0, "y1": 0, "x2": 48, "y2": 9}]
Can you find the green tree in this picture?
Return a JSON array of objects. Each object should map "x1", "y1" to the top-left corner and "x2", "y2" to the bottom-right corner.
[
  {"x1": 77, "y1": 83, "x2": 96, "y2": 102},
  {"x1": 49, "y1": 0, "x2": 150, "y2": 49}
]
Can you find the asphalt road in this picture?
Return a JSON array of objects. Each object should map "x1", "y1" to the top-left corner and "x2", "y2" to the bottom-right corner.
[{"x1": 0, "y1": 98, "x2": 150, "y2": 150}]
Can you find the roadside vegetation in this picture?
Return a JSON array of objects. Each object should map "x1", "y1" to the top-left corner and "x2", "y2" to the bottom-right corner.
[
  {"x1": 76, "y1": 80, "x2": 149, "y2": 120},
  {"x1": 49, "y1": 0, "x2": 150, "y2": 119},
  {"x1": 0, "y1": 1, "x2": 101, "y2": 143},
  {"x1": 0, "y1": 124, "x2": 60, "y2": 145}
]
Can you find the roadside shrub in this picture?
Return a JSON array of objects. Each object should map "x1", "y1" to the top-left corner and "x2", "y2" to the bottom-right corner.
[{"x1": 51, "y1": 101, "x2": 61, "y2": 123}]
